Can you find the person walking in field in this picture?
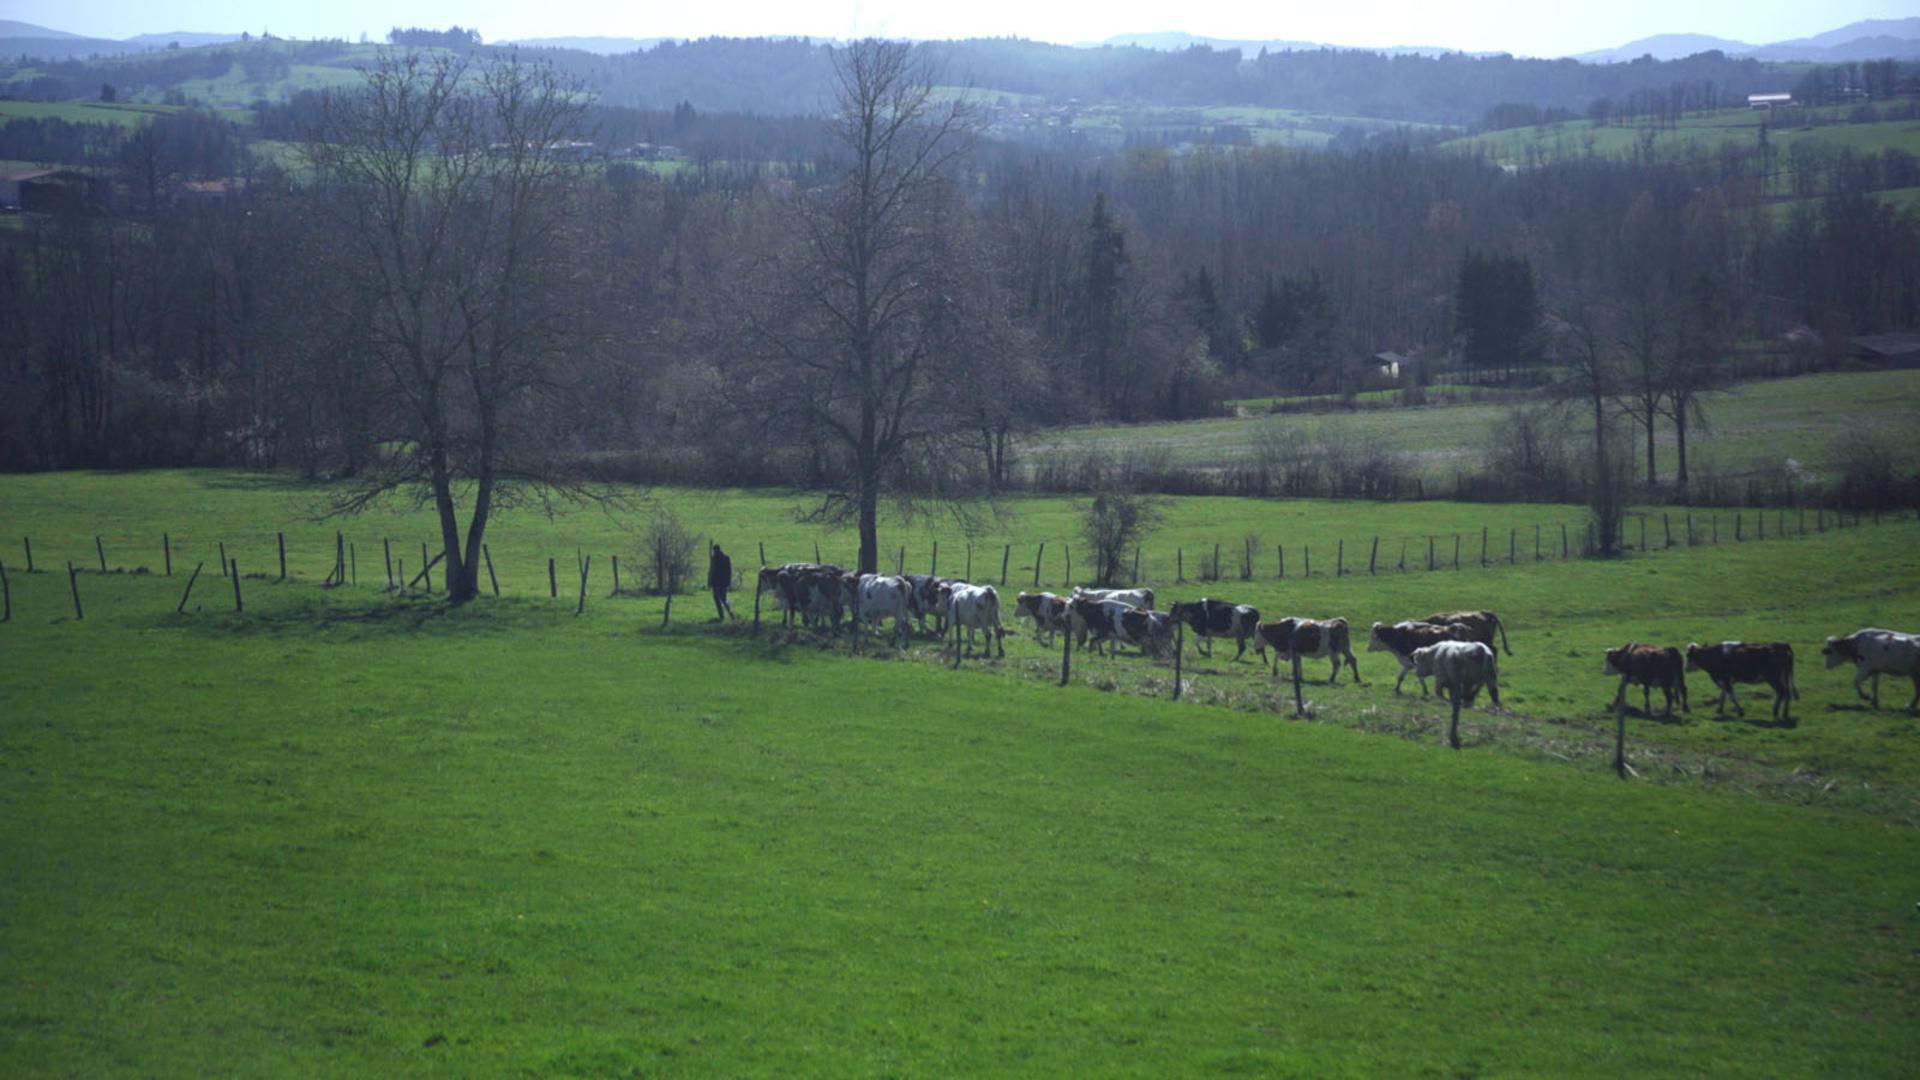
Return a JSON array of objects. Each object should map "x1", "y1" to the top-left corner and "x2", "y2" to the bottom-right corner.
[{"x1": 708, "y1": 543, "x2": 735, "y2": 622}]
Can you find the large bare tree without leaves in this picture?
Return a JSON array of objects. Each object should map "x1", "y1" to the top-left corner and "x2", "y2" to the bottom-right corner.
[
  {"x1": 303, "y1": 51, "x2": 594, "y2": 603},
  {"x1": 735, "y1": 39, "x2": 979, "y2": 574}
]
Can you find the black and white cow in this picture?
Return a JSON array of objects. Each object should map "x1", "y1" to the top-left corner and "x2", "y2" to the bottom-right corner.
[
  {"x1": 1410, "y1": 640, "x2": 1500, "y2": 749},
  {"x1": 1069, "y1": 596, "x2": 1173, "y2": 658},
  {"x1": 1168, "y1": 598, "x2": 1261, "y2": 660},
  {"x1": 947, "y1": 583, "x2": 1006, "y2": 658},
  {"x1": 1014, "y1": 591, "x2": 1071, "y2": 647},
  {"x1": 1366, "y1": 620, "x2": 1474, "y2": 695},
  {"x1": 1823, "y1": 628, "x2": 1920, "y2": 711}
]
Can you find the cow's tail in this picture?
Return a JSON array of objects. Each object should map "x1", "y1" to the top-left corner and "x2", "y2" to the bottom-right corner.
[{"x1": 1494, "y1": 614, "x2": 1512, "y2": 656}]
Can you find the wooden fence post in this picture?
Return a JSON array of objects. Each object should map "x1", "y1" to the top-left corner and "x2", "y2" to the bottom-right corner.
[
  {"x1": 176, "y1": 562, "x2": 203, "y2": 613},
  {"x1": 67, "y1": 562, "x2": 82, "y2": 620},
  {"x1": 396, "y1": 558, "x2": 404, "y2": 593},
  {"x1": 350, "y1": 544, "x2": 357, "y2": 586},
  {"x1": 95, "y1": 535, "x2": 106, "y2": 574},
  {"x1": 1398, "y1": 540, "x2": 1407, "y2": 572},
  {"x1": 1059, "y1": 620, "x2": 1072, "y2": 687},
  {"x1": 1560, "y1": 523, "x2": 1568, "y2": 558},
  {"x1": 1453, "y1": 534, "x2": 1460, "y2": 570},
  {"x1": 1614, "y1": 695, "x2": 1628, "y2": 781},
  {"x1": 931, "y1": 541, "x2": 938, "y2": 578},
  {"x1": 1534, "y1": 523, "x2": 1541, "y2": 561},
  {"x1": 277, "y1": 533, "x2": 287, "y2": 581},
  {"x1": 384, "y1": 538, "x2": 394, "y2": 588},
  {"x1": 1663, "y1": 513, "x2": 1672, "y2": 548},
  {"x1": 1369, "y1": 537, "x2": 1379, "y2": 575},
  {"x1": 23, "y1": 537, "x2": 32, "y2": 573},
  {"x1": 1173, "y1": 621, "x2": 1183, "y2": 700},
  {"x1": 1639, "y1": 516, "x2": 1647, "y2": 551},
  {"x1": 1712, "y1": 516, "x2": 1718, "y2": 544},
  {"x1": 231, "y1": 560, "x2": 243, "y2": 613},
  {"x1": 164, "y1": 533, "x2": 172, "y2": 576},
  {"x1": 1212, "y1": 543, "x2": 1221, "y2": 581},
  {"x1": 578, "y1": 556, "x2": 590, "y2": 616},
  {"x1": 815, "y1": 539, "x2": 822, "y2": 564},
  {"x1": 1064, "y1": 546, "x2": 1071, "y2": 586},
  {"x1": 485, "y1": 545, "x2": 500, "y2": 596},
  {"x1": 967, "y1": 544, "x2": 974, "y2": 582},
  {"x1": 1337, "y1": 539, "x2": 1344, "y2": 578},
  {"x1": 1427, "y1": 536, "x2": 1435, "y2": 572},
  {"x1": 1508, "y1": 528, "x2": 1516, "y2": 565},
  {"x1": 1277, "y1": 545, "x2": 1284, "y2": 579},
  {"x1": 662, "y1": 578, "x2": 674, "y2": 628},
  {"x1": 1132, "y1": 546, "x2": 1141, "y2": 583},
  {"x1": 1291, "y1": 654, "x2": 1305, "y2": 717},
  {"x1": 0, "y1": 560, "x2": 9, "y2": 623},
  {"x1": 1735, "y1": 512, "x2": 1743, "y2": 542},
  {"x1": 752, "y1": 576, "x2": 762, "y2": 635},
  {"x1": 897, "y1": 545, "x2": 905, "y2": 575},
  {"x1": 1035, "y1": 543, "x2": 1045, "y2": 587},
  {"x1": 1000, "y1": 544, "x2": 1011, "y2": 586},
  {"x1": 219, "y1": 542, "x2": 227, "y2": 577},
  {"x1": 1480, "y1": 527, "x2": 1488, "y2": 567},
  {"x1": 1304, "y1": 546, "x2": 1310, "y2": 578},
  {"x1": 548, "y1": 558, "x2": 557, "y2": 598},
  {"x1": 611, "y1": 555, "x2": 621, "y2": 597},
  {"x1": 759, "y1": 541, "x2": 767, "y2": 567}
]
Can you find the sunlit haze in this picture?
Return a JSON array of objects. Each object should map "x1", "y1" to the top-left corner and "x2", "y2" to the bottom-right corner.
[{"x1": 10, "y1": 0, "x2": 1912, "y2": 57}]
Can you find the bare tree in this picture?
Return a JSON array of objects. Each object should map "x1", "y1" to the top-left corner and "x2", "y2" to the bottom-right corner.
[
  {"x1": 1553, "y1": 292, "x2": 1628, "y2": 556},
  {"x1": 1080, "y1": 491, "x2": 1164, "y2": 586},
  {"x1": 733, "y1": 39, "x2": 978, "y2": 574},
  {"x1": 302, "y1": 51, "x2": 596, "y2": 603}
]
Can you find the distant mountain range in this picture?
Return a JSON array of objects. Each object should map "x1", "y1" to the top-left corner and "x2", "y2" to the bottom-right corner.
[
  {"x1": 1572, "y1": 18, "x2": 1920, "y2": 62},
  {"x1": 2, "y1": 17, "x2": 1918, "y2": 64},
  {"x1": 0, "y1": 20, "x2": 243, "y2": 59}
]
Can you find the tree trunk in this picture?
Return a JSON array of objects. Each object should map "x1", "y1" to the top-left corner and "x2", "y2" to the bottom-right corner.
[
  {"x1": 1673, "y1": 394, "x2": 1690, "y2": 489},
  {"x1": 1644, "y1": 410, "x2": 1657, "y2": 487}
]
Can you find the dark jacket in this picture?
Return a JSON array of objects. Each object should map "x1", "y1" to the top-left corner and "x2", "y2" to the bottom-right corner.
[{"x1": 707, "y1": 547, "x2": 732, "y2": 591}]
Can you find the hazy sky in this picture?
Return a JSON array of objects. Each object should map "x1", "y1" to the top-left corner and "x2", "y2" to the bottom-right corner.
[{"x1": 10, "y1": 0, "x2": 1910, "y2": 56}]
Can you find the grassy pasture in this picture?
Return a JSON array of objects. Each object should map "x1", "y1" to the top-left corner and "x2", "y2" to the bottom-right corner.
[
  {"x1": 2, "y1": 470, "x2": 1918, "y2": 1074},
  {"x1": 1442, "y1": 98, "x2": 1920, "y2": 170},
  {"x1": 1035, "y1": 368, "x2": 1920, "y2": 484}
]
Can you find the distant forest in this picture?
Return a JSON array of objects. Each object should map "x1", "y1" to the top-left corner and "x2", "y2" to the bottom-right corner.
[{"x1": 6, "y1": 36, "x2": 1871, "y2": 126}]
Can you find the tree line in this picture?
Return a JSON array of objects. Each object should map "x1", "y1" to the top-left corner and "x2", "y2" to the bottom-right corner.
[{"x1": 3, "y1": 43, "x2": 1918, "y2": 587}]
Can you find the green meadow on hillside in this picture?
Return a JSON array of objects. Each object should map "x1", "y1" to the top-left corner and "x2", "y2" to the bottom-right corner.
[
  {"x1": 1034, "y1": 368, "x2": 1920, "y2": 486},
  {"x1": 2, "y1": 471, "x2": 1917, "y2": 1074}
]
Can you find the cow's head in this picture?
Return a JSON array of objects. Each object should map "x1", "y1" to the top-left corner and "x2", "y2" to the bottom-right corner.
[
  {"x1": 1822, "y1": 635, "x2": 1858, "y2": 669},
  {"x1": 1409, "y1": 644, "x2": 1439, "y2": 678},
  {"x1": 1684, "y1": 643, "x2": 1706, "y2": 671}
]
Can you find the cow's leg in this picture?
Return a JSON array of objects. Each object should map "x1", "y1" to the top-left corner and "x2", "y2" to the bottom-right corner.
[
  {"x1": 1344, "y1": 649, "x2": 1362, "y2": 685},
  {"x1": 1641, "y1": 683, "x2": 1651, "y2": 716},
  {"x1": 1234, "y1": 636, "x2": 1247, "y2": 661},
  {"x1": 1855, "y1": 668, "x2": 1873, "y2": 705},
  {"x1": 1487, "y1": 670, "x2": 1499, "y2": 707},
  {"x1": 1613, "y1": 676, "x2": 1629, "y2": 712},
  {"x1": 1907, "y1": 673, "x2": 1919, "y2": 711},
  {"x1": 1449, "y1": 694, "x2": 1462, "y2": 750},
  {"x1": 995, "y1": 626, "x2": 1006, "y2": 659},
  {"x1": 1725, "y1": 682, "x2": 1743, "y2": 715},
  {"x1": 1394, "y1": 661, "x2": 1410, "y2": 695}
]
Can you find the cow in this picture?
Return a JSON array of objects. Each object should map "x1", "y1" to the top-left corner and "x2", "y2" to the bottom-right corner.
[
  {"x1": 857, "y1": 575, "x2": 914, "y2": 646},
  {"x1": 1072, "y1": 587, "x2": 1155, "y2": 612},
  {"x1": 1255, "y1": 617, "x2": 1361, "y2": 685},
  {"x1": 1168, "y1": 598, "x2": 1261, "y2": 660},
  {"x1": 946, "y1": 583, "x2": 1007, "y2": 658},
  {"x1": 1013, "y1": 591, "x2": 1071, "y2": 647},
  {"x1": 1602, "y1": 643, "x2": 1689, "y2": 717},
  {"x1": 902, "y1": 574, "x2": 953, "y2": 635},
  {"x1": 1822, "y1": 628, "x2": 1920, "y2": 711},
  {"x1": 1366, "y1": 620, "x2": 1475, "y2": 695},
  {"x1": 1410, "y1": 640, "x2": 1500, "y2": 749},
  {"x1": 1685, "y1": 642, "x2": 1797, "y2": 722},
  {"x1": 1421, "y1": 610, "x2": 1512, "y2": 656},
  {"x1": 1069, "y1": 596, "x2": 1173, "y2": 658},
  {"x1": 757, "y1": 563, "x2": 842, "y2": 628}
]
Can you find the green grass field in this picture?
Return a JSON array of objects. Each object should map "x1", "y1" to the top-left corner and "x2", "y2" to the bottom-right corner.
[
  {"x1": 1037, "y1": 368, "x2": 1920, "y2": 485},
  {"x1": 3, "y1": 471, "x2": 1918, "y2": 1072},
  {"x1": 1443, "y1": 99, "x2": 1920, "y2": 171}
]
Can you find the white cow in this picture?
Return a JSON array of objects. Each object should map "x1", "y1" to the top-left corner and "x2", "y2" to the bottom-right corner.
[
  {"x1": 1072, "y1": 586, "x2": 1154, "y2": 611},
  {"x1": 858, "y1": 575, "x2": 913, "y2": 646},
  {"x1": 947, "y1": 583, "x2": 1006, "y2": 658},
  {"x1": 1410, "y1": 640, "x2": 1500, "y2": 750},
  {"x1": 1823, "y1": 628, "x2": 1920, "y2": 710}
]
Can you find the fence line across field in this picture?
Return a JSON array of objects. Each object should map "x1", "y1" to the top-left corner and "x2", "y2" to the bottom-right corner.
[{"x1": 6, "y1": 506, "x2": 1911, "y2": 625}]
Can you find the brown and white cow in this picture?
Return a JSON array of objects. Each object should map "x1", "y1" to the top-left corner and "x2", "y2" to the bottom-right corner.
[
  {"x1": 1367, "y1": 620, "x2": 1475, "y2": 695},
  {"x1": 1168, "y1": 598, "x2": 1261, "y2": 660},
  {"x1": 1421, "y1": 610, "x2": 1512, "y2": 655},
  {"x1": 1256, "y1": 617, "x2": 1361, "y2": 684},
  {"x1": 1013, "y1": 591, "x2": 1071, "y2": 647},
  {"x1": 1823, "y1": 628, "x2": 1920, "y2": 711},
  {"x1": 1685, "y1": 641, "x2": 1797, "y2": 722},
  {"x1": 1602, "y1": 642, "x2": 1689, "y2": 716}
]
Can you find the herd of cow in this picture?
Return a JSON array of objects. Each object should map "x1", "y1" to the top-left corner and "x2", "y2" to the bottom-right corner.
[{"x1": 755, "y1": 562, "x2": 1920, "y2": 726}]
